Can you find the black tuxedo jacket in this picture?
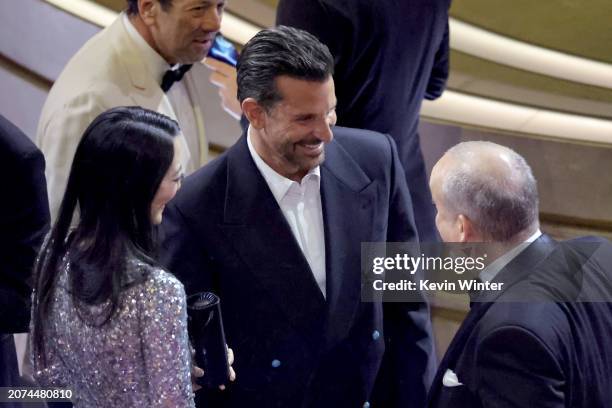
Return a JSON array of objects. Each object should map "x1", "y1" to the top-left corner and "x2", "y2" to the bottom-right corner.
[
  {"x1": 0, "y1": 115, "x2": 50, "y2": 396},
  {"x1": 427, "y1": 234, "x2": 612, "y2": 407},
  {"x1": 161, "y1": 126, "x2": 435, "y2": 407},
  {"x1": 0, "y1": 115, "x2": 50, "y2": 334},
  {"x1": 277, "y1": 0, "x2": 451, "y2": 242}
]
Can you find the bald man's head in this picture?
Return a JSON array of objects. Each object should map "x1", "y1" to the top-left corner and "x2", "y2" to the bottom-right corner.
[{"x1": 430, "y1": 141, "x2": 539, "y2": 243}]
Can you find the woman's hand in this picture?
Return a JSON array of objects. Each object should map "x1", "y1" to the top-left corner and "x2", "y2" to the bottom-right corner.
[{"x1": 191, "y1": 345, "x2": 236, "y2": 391}]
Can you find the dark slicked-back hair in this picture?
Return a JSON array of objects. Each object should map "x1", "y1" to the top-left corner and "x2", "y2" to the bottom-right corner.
[
  {"x1": 237, "y1": 25, "x2": 334, "y2": 110},
  {"x1": 126, "y1": 0, "x2": 173, "y2": 15}
]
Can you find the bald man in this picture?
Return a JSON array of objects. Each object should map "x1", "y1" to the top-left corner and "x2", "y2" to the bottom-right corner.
[{"x1": 426, "y1": 141, "x2": 612, "y2": 407}]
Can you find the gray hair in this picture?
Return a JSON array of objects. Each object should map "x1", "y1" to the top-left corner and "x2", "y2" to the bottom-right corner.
[
  {"x1": 126, "y1": 0, "x2": 173, "y2": 15},
  {"x1": 441, "y1": 141, "x2": 539, "y2": 242}
]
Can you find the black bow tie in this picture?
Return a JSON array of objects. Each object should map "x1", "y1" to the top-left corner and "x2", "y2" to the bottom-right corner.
[{"x1": 161, "y1": 64, "x2": 193, "y2": 92}]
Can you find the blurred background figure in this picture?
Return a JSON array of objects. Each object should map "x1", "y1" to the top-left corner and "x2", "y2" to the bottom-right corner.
[
  {"x1": 0, "y1": 114, "x2": 50, "y2": 408},
  {"x1": 37, "y1": 0, "x2": 240, "y2": 221},
  {"x1": 277, "y1": 0, "x2": 451, "y2": 242},
  {"x1": 427, "y1": 141, "x2": 612, "y2": 407},
  {"x1": 30, "y1": 107, "x2": 195, "y2": 407}
]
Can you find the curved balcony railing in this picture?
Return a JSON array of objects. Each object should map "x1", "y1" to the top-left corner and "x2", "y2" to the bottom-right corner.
[{"x1": 42, "y1": 0, "x2": 612, "y2": 146}]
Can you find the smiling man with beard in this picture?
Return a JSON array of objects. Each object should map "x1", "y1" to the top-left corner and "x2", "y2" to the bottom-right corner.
[
  {"x1": 161, "y1": 26, "x2": 436, "y2": 408},
  {"x1": 37, "y1": 0, "x2": 240, "y2": 221}
]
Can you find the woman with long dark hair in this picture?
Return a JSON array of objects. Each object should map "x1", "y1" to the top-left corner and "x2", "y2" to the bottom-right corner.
[{"x1": 30, "y1": 106, "x2": 193, "y2": 406}]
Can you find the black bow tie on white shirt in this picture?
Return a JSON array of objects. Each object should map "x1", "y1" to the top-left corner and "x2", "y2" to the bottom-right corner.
[{"x1": 161, "y1": 64, "x2": 193, "y2": 92}]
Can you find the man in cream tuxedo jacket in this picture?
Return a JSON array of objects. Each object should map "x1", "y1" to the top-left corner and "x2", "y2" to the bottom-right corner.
[{"x1": 37, "y1": 0, "x2": 240, "y2": 220}]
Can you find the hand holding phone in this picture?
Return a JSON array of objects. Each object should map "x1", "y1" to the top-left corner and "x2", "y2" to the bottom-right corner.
[{"x1": 207, "y1": 34, "x2": 239, "y2": 67}]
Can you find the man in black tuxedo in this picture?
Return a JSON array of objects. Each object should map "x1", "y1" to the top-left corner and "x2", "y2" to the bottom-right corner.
[
  {"x1": 0, "y1": 115, "x2": 50, "y2": 407},
  {"x1": 427, "y1": 141, "x2": 612, "y2": 407},
  {"x1": 161, "y1": 26, "x2": 435, "y2": 407},
  {"x1": 277, "y1": 0, "x2": 451, "y2": 242}
]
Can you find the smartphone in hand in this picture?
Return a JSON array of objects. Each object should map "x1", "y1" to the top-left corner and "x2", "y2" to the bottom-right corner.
[{"x1": 208, "y1": 34, "x2": 239, "y2": 67}]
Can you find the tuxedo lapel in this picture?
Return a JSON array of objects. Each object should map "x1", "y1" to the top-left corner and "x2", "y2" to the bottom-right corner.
[
  {"x1": 477, "y1": 234, "x2": 557, "y2": 304},
  {"x1": 108, "y1": 16, "x2": 190, "y2": 165},
  {"x1": 320, "y1": 140, "x2": 377, "y2": 348},
  {"x1": 429, "y1": 235, "x2": 558, "y2": 402},
  {"x1": 219, "y1": 136, "x2": 326, "y2": 338},
  {"x1": 105, "y1": 17, "x2": 171, "y2": 114},
  {"x1": 428, "y1": 300, "x2": 487, "y2": 402}
]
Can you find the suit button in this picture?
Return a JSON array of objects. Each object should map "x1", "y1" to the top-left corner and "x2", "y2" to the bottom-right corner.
[
  {"x1": 372, "y1": 330, "x2": 380, "y2": 340},
  {"x1": 271, "y1": 359, "x2": 281, "y2": 368},
  {"x1": 363, "y1": 402, "x2": 370, "y2": 408}
]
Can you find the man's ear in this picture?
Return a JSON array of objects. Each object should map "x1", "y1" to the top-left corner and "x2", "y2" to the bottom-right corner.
[
  {"x1": 138, "y1": 0, "x2": 158, "y2": 25},
  {"x1": 242, "y1": 98, "x2": 266, "y2": 129},
  {"x1": 456, "y1": 214, "x2": 478, "y2": 243}
]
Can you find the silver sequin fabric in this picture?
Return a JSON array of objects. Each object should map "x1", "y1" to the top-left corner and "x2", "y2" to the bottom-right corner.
[{"x1": 30, "y1": 257, "x2": 195, "y2": 407}]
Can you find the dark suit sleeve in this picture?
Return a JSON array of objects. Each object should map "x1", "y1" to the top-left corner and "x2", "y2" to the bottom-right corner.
[
  {"x1": 425, "y1": 21, "x2": 449, "y2": 100},
  {"x1": 160, "y1": 203, "x2": 212, "y2": 297},
  {"x1": 372, "y1": 135, "x2": 436, "y2": 408},
  {"x1": 0, "y1": 149, "x2": 50, "y2": 333},
  {"x1": 476, "y1": 326, "x2": 565, "y2": 407}
]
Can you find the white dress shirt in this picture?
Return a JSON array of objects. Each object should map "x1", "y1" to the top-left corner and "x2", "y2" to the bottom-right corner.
[
  {"x1": 247, "y1": 127, "x2": 327, "y2": 297},
  {"x1": 479, "y1": 229, "x2": 543, "y2": 283},
  {"x1": 122, "y1": 14, "x2": 204, "y2": 173}
]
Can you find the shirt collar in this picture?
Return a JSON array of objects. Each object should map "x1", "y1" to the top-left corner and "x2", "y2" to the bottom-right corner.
[
  {"x1": 122, "y1": 13, "x2": 174, "y2": 84},
  {"x1": 246, "y1": 126, "x2": 320, "y2": 204},
  {"x1": 479, "y1": 229, "x2": 542, "y2": 283}
]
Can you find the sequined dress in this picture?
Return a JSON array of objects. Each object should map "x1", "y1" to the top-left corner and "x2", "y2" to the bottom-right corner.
[{"x1": 30, "y1": 257, "x2": 195, "y2": 407}]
